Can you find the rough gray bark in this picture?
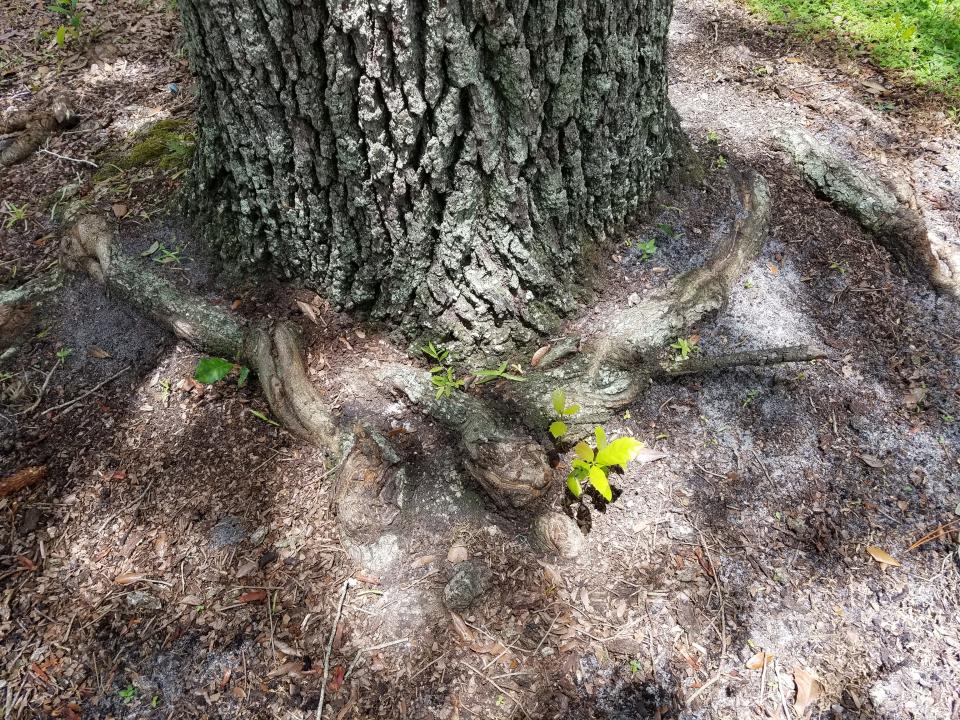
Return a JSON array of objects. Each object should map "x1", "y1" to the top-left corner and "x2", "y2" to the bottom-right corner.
[{"x1": 179, "y1": 0, "x2": 679, "y2": 352}]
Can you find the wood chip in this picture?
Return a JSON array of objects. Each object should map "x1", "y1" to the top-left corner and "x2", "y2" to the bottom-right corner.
[{"x1": 0, "y1": 466, "x2": 46, "y2": 498}]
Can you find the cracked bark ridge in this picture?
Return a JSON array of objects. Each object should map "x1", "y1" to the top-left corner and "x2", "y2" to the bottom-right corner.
[
  {"x1": 776, "y1": 127, "x2": 959, "y2": 296},
  {"x1": 1, "y1": 96, "x2": 78, "y2": 166},
  {"x1": 180, "y1": 0, "x2": 679, "y2": 352}
]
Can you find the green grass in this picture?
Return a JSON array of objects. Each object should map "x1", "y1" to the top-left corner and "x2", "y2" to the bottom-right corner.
[{"x1": 745, "y1": 0, "x2": 960, "y2": 100}]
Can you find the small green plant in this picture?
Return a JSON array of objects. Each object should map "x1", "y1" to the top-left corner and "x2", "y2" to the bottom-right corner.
[
  {"x1": 48, "y1": 0, "x2": 83, "y2": 46},
  {"x1": 742, "y1": 388, "x2": 760, "y2": 408},
  {"x1": 193, "y1": 356, "x2": 249, "y2": 387},
  {"x1": 151, "y1": 695, "x2": 160, "y2": 708},
  {"x1": 656, "y1": 223, "x2": 676, "y2": 238},
  {"x1": 743, "y1": 278, "x2": 754, "y2": 289},
  {"x1": 422, "y1": 341, "x2": 463, "y2": 399},
  {"x1": 248, "y1": 408, "x2": 279, "y2": 426},
  {"x1": 2, "y1": 202, "x2": 28, "y2": 230},
  {"x1": 829, "y1": 261, "x2": 848, "y2": 275},
  {"x1": 141, "y1": 241, "x2": 185, "y2": 265},
  {"x1": 670, "y1": 337, "x2": 695, "y2": 362},
  {"x1": 714, "y1": 154, "x2": 728, "y2": 169},
  {"x1": 629, "y1": 658, "x2": 643, "y2": 674},
  {"x1": 158, "y1": 378, "x2": 172, "y2": 402},
  {"x1": 706, "y1": 130, "x2": 720, "y2": 144},
  {"x1": 566, "y1": 426, "x2": 644, "y2": 502},
  {"x1": 473, "y1": 361, "x2": 527, "y2": 385},
  {"x1": 55, "y1": 347, "x2": 73, "y2": 363},
  {"x1": 548, "y1": 389, "x2": 581, "y2": 439},
  {"x1": 117, "y1": 684, "x2": 137, "y2": 703},
  {"x1": 943, "y1": 414, "x2": 956, "y2": 423},
  {"x1": 636, "y1": 237, "x2": 657, "y2": 261}
]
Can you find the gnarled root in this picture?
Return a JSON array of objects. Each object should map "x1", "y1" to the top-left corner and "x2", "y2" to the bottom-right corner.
[
  {"x1": 776, "y1": 127, "x2": 959, "y2": 297},
  {"x1": 64, "y1": 215, "x2": 340, "y2": 453},
  {"x1": 1, "y1": 96, "x2": 78, "y2": 167}
]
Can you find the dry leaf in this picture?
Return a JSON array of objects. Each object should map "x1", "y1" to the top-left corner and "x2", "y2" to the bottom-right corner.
[
  {"x1": 531, "y1": 345, "x2": 551, "y2": 367},
  {"x1": 858, "y1": 454, "x2": 885, "y2": 468},
  {"x1": 238, "y1": 589, "x2": 267, "y2": 603},
  {"x1": 111, "y1": 202, "x2": 128, "y2": 218},
  {"x1": 179, "y1": 595, "x2": 204, "y2": 606},
  {"x1": 866, "y1": 546, "x2": 901, "y2": 567},
  {"x1": 267, "y1": 660, "x2": 304, "y2": 678},
  {"x1": 88, "y1": 345, "x2": 111, "y2": 359},
  {"x1": 296, "y1": 300, "x2": 318, "y2": 324},
  {"x1": 861, "y1": 79, "x2": 886, "y2": 94},
  {"x1": 447, "y1": 545, "x2": 469, "y2": 564},
  {"x1": 793, "y1": 666, "x2": 822, "y2": 717},
  {"x1": 0, "y1": 466, "x2": 46, "y2": 498},
  {"x1": 449, "y1": 612, "x2": 476, "y2": 643},
  {"x1": 113, "y1": 572, "x2": 149, "y2": 585},
  {"x1": 235, "y1": 560, "x2": 258, "y2": 578},
  {"x1": 783, "y1": 56, "x2": 802, "y2": 63},
  {"x1": 411, "y1": 554, "x2": 436, "y2": 569},
  {"x1": 633, "y1": 448, "x2": 668, "y2": 464},
  {"x1": 745, "y1": 651, "x2": 774, "y2": 670}
]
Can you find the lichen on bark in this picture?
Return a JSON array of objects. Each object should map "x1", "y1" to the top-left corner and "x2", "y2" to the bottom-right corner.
[{"x1": 180, "y1": 0, "x2": 679, "y2": 352}]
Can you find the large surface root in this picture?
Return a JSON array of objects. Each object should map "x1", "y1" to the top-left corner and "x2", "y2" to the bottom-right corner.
[
  {"x1": 0, "y1": 96, "x2": 78, "y2": 167},
  {"x1": 776, "y1": 127, "x2": 959, "y2": 296}
]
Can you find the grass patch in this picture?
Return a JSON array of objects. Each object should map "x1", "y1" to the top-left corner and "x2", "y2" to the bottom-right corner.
[{"x1": 744, "y1": 0, "x2": 960, "y2": 100}]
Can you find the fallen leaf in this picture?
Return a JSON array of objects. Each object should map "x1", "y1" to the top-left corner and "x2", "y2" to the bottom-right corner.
[
  {"x1": 447, "y1": 545, "x2": 469, "y2": 564},
  {"x1": 238, "y1": 590, "x2": 267, "y2": 603},
  {"x1": 353, "y1": 571, "x2": 380, "y2": 585},
  {"x1": 633, "y1": 447, "x2": 668, "y2": 464},
  {"x1": 793, "y1": 666, "x2": 822, "y2": 717},
  {"x1": 902, "y1": 387, "x2": 927, "y2": 409},
  {"x1": 235, "y1": 560, "x2": 258, "y2": 579},
  {"x1": 745, "y1": 651, "x2": 774, "y2": 670},
  {"x1": 411, "y1": 554, "x2": 436, "y2": 569},
  {"x1": 111, "y1": 202, "x2": 128, "y2": 218},
  {"x1": 858, "y1": 454, "x2": 885, "y2": 468},
  {"x1": 866, "y1": 546, "x2": 901, "y2": 567},
  {"x1": 0, "y1": 466, "x2": 46, "y2": 498},
  {"x1": 178, "y1": 595, "x2": 204, "y2": 606},
  {"x1": 449, "y1": 612, "x2": 476, "y2": 643},
  {"x1": 88, "y1": 345, "x2": 111, "y2": 359},
  {"x1": 17, "y1": 555, "x2": 38, "y2": 571},
  {"x1": 783, "y1": 56, "x2": 803, "y2": 63},
  {"x1": 861, "y1": 79, "x2": 886, "y2": 94},
  {"x1": 267, "y1": 660, "x2": 304, "y2": 678},
  {"x1": 113, "y1": 572, "x2": 149, "y2": 585},
  {"x1": 768, "y1": 263, "x2": 779, "y2": 275},
  {"x1": 328, "y1": 665, "x2": 345, "y2": 692},
  {"x1": 531, "y1": 345, "x2": 550, "y2": 367},
  {"x1": 296, "y1": 300, "x2": 318, "y2": 324}
]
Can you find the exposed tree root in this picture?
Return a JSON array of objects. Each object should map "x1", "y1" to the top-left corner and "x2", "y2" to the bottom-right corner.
[
  {"x1": 1, "y1": 163, "x2": 826, "y2": 563},
  {"x1": 1, "y1": 96, "x2": 78, "y2": 167},
  {"x1": 776, "y1": 127, "x2": 960, "y2": 297}
]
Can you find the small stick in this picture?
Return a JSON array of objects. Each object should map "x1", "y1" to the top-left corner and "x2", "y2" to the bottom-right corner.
[
  {"x1": 460, "y1": 661, "x2": 530, "y2": 719},
  {"x1": 774, "y1": 659, "x2": 792, "y2": 720},
  {"x1": 344, "y1": 638, "x2": 409, "y2": 679},
  {"x1": 531, "y1": 612, "x2": 560, "y2": 655},
  {"x1": 685, "y1": 671, "x2": 724, "y2": 706},
  {"x1": 37, "y1": 148, "x2": 99, "y2": 168},
  {"x1": 317, "y1": 578, "x2": 354, "y2": 720},
  {"x1": 43, "y1": 365, "x2": 129, "y2": 415}
]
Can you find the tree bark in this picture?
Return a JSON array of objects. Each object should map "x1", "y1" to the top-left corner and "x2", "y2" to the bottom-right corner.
[{"x1": 179, "y1": 0, "x2": 679, "y2": 352}]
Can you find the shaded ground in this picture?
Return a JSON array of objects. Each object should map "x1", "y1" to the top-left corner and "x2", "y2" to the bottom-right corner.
[{"x1": 2, "y1": 1, "x2": 959, "y2": 719}]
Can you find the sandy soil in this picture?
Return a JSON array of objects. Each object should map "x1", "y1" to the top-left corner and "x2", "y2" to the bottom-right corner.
[{"x1": 1, "y1": 1, "x2": 958, "y2": 719}]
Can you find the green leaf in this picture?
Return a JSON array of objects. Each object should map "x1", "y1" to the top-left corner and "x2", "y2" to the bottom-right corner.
[
  {"x1": 594, "y1": 426, "x2": 607, "y2": 451},
  {"x1": 248, "y1": 409, "x2": 279, "y2": 426},
  {"x1": 140, "y1": 240, "x2": 160, "y2": 257},
  {"x1": 588, "y1": 465, "x2": 612, "y2": 501},
  {"x1": 562, "y1": 403, "x2": 581, "y2": 416},
  {"x1": 549, "y1": 421, "x2": 567, "y2": 439},
  {"x1": 194, "y1": 357, "x2": 233, "y2": 384},
  {"x1": 55, "y1": 25, "x2": 66, "y2": 46},
  {"x1": 574, "y1": 441, "x2": 594, "y2": 462},
  {"x1": 551, "y1": 389, "x2": 565, "y2": 416},
  {"x1": 566, "y1": 473, "x2": 582, "y2": 497},
  {"x1": 595, "y1": 437, "x2": 645, "y2": 470},
  {"x1": 236, "y1": 366, "x2": 250, "y2": 388},
  {"x1": 501, "y1": 373, "x2": 527, "y2": 382}
]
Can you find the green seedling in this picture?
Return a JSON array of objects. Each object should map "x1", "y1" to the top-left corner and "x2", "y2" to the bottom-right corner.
[
  {"x1": 714, "y1": 154, "x2": 728, "y2": 169},
  {"x1": 55, "y1": 347, "x2": 73, "y2": 363},
  {"x1": 656, "y1": 223, "x2": 676, "y2": 238},
  {"x1": 48, "y1": 0, "x2": 83, "y2": 46},
  {"x1": 829, "y1": 261, "x2": 848, "y2": 275},
  {"x1": 141, "y1": 241, "x2": 185, "y2": 265},
  {"x1": 422, "y1": 341, "x2": 463, "y2": 399},
  {"x1": 744, "y1": 278, "x2": 754, "y2": 289},
  {"x1": 158, "y1": 378, "x2": 172, "y2": 402},
  {"x1": 636, "y1": 238, "x2": 657, "y2": 261},
  {"x1": 473, "y1": 361, "x2": 527, "y2": 385},
  {"x1": 117, "y1": 685, "x2": 136, "y2": 703},
  {"x1": 743, "y1": 388, "x2": 760, "y2": 407},
  {"x1": 2, "y1": 202, "x2": 28, "y2": 230},
  {"x1": 670, "y1": 337, "x2": 695, "y2": 362},
  {"x1": 548, "y1": 389, "x2": 581, "y2": 439},
  {"x1": 706, "y1": 130, "x2": 720, "y2": 144},
  {"x1": 629, "y1": 659, "x2": 643, "y2": 674},
  {"x1": 566, "y1": 426, "x2": 645, "y2": 502},
  {"x1": 193, "y1": 356, "x2": 249, "y2": 387}
]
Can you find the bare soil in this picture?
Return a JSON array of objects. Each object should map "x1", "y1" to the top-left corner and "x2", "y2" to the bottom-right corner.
[{"x1": 1, "y1": 1, "x2": 958, "y2": 719}]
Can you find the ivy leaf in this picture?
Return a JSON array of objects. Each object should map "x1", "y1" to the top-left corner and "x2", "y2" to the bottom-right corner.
[
  {"x1": 594, "y1": 426, "x2": 607, "y2": 451},
  {"x1": 566, "y1": 473, "x2": 582, "y2": 497},
  {"x1": 551, "y1": 389, "x2": 566, "y2": 416},
  {"x1": 574, "y1": 441, "x2": 594, "y2": 462},
  {"x1": 549, "y1": 421, "x2": 568, "y2": 439},
  {"x1": 595, "y1": 437, "x2": 645, "y2": 470},
  {"x1": 194, "y1": 357, "x2": 233, "y2": 384},
  {"x1": 588, "y1": 465, "x2": 612, "y2": 501}
]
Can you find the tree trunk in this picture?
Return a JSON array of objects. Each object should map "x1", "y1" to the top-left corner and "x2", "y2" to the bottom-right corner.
[{"x1": 179, "y1": 0, "x2": 679, "y2": 351}]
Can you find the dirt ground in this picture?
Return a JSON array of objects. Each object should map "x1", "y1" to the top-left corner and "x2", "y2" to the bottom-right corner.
[{"x1": 2, "y1": 1, "x2": 959, "y2": 719}]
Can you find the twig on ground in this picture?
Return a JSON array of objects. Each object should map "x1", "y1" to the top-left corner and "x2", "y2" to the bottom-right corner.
[
  {"x1": 685, "y1": 671, "x2": 725, "y2": 707},
  {"x1": 344, "y1": 638, "x2": 409, "y2": 679},
  {"x1": 37, "y1": 147, "x2": 98, "y2": 168},
  {"x1": 461, "y1": 661, "x2": 530, "y2": 719},
  {"x1": 774, "y1": 659, "x2": 792, "y2": 720},
  {"x1": 19, "y1": 361, "x2": 59, "y2": 414},
  {"x1": 42, "y1": 365, "x2": 129, "y2": 415},
  {"x1": 531, "y1": 612, "x2": 561, "y2": 655},
  {"x1": 317, "y1": 578, "x2": 354, "y2": 720}
]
